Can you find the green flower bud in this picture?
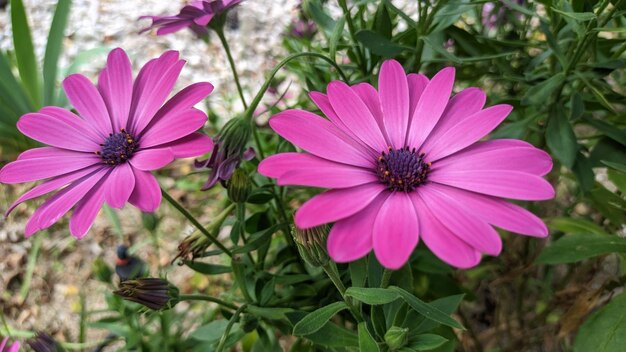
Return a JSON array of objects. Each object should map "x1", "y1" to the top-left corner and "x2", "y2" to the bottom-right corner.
[
  {"x1": 293, "y1": 224, "x2": 330, "y2": 267},
  {"x1": 141, "y1": 212, "x2": 159, "y2": 232},
  {"x1": 227, "y1": 168, "x2": 251, "y2": 203},
  {"x1": 384, "y1": 326, "x2": 409, "y2": 350},
  {"x1": 92, "y1": 257, "x2": 113, "y2": 283},
  {"x1": 114, "y1": 278, "x2": 180, "y2": 311}
]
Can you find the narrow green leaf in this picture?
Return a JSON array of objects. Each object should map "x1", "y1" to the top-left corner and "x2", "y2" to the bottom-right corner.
[
  {"x1": 536, "y1": 233, "x2": 626, "y2": 264},
  {"x1": 11, "y1": 0, "x2": 40, "y2": 106},
  {"x1": 575, "y1": 72, "x2": 617, "y2": 113},
  {"x1": 546, "y1": 109, "x2": 578, "y2": 168},
  {"x1": 345, "y1": 287, "x2": 399, "y2": 305},
  {"x1": 583, "y1": 118, "x2": 626, "y2": 147},
  {"x1": 293, "y1": 301, "x2": 348, "y2": 336},
  {"x1": 549, "y1": 217, "x2": 608, "y2": 236},
  {"x1": 349, "y1": 257, "x2": 367, "y2": 287},
  {"x1": 572, "y1": 152, "x2": 595, "y2": 193},
  {"x1": 602, "y1": 161, "x2": 626, "y2": 173},
  {"x1": 190, "y1": 320, "x2": 230, "y2": 342},
  {"x1": 551, "y1": 8, "x2": 596, "y2": 21},
  {"x1": 574, "y1": 293, "x2": 626, "y2": 352},
  {"x1": 43, "y1": 0, "x2": 71, "y2": 106},
  {"x1": 247, "y1": 306, "x2": 294, "y2": 321},
  {"x1": 304, "y1": 322, "x2": 359, "y2": 347},
  {"x1": 0, "y1": 51, "x2": 34, "y2": 114},
  {"x1": 356, "y1": 30, "x2": 409, "y2": 57},
  {"x1": 521, "y1": 73, "x2": 565, "y2": 106},
  {"x1": 607, "y1": 168, "x2": 626, "y2": 194},
  {"x1": 358, "y1": 323, "x2": 380, "y2": 352},
  {"x1": 423, "y1": 36, "x2": 462, "y2": 64},
  {"x1": 390, "y1": 287, "x2": 465, "y2": 330},
  {"x1": 231, "y1": 223, "x2": 284, "y2": 254},
  {"x1": 183, "y1": 261, "x2": 232, "y2": 275},
  {"x1": 329, "y1": 17, "x2": 345, "y2": 60},
  {"x1": 407, "y1": 334, "x2": 448, "y2": 351}
]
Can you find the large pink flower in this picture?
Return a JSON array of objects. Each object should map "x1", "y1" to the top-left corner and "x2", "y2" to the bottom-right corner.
[
  {"x1": 0, "y1": 48, "x2": 214, "y2": 239},
  {"x1": 259, "y1": 60, "x2": 554, "y2": 270}
]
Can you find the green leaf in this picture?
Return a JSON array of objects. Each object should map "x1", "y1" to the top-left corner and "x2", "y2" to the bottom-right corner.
[
  {"x1": 358, "y1": 322, "x2": 380, "y2": 352},
  {"x1": 329, "y1": 17, "x2": 345, "y2": 60},
  {"x1": 345, "y1": 287, "x2": 399, "y2": 305},
  {"x1": 304, "y1": 322, "x2": 359, "y2": 347},
  {"x1": 522, "y1": 73, "x2": 565, "y2": 106},
  {"x1": 374, "y1": 1, "x2": 392, "y2": 39},
  {"x1": 190, "y1": 320, "x2": 231, "y2": 342},
  {"x1": 0, "y1": 51, "x2": 33, "y2": 115},
  {"x1": 410, "y1": 295, "x2": 465, "y2": 334},
  {"x1": 303, "y1": 0, "x2": 335, "y2": 36},
  {"x1": 607, "y1": 167, "x2": 626, "y2": 194},
  {"x1": 584, "y1": 118, "x2": 626, "y2": 147},
  {"x1": 183, "y1": 261, "x2": 232, "y2": 275},
  {"x1": 356, "y1": 30, "x2": 409, "y2": 57},
  {"x1": 603, "y1": 161, "x2": 626, "y2": 173},
  {"x1": 246, "y1": 305, "x2": 294, "y2": 321},
  {"x1": 349, "y1": 257, "x2": 368, "y2": 287},
  {"x1": 407, "y1": 334, "x2": 448, "y2": 351},
  {"x1": 551, "y1": 8, "x2": 596, "y2": 21},
  {"x1": 11, "y1": 0, "x2": 40, "y2": 106},
  {"x1": 536, "y1": 233, "x2": 626, "y2": 264},
  {"x1": 546, "y1": 109, "x2": 578, "y2": 168},
  {"x1": 43, "y1": 0, "x2": 71, "y2": 106},
  {"x1": 549, "y1": 217, "x2": 608, "y2": 236},
  {"x1": 570, "y1": 93, "x2": 584, "y2": 120},
  {"x1": 423, "y1": 36, "x2": 462, "y2": 64},
  {"x1": 574, "y1": 293, "x2": 626, "y2": 352},
  {"x1": 573, "y1": 152, "x2": 595, "y2": 193},
  {"x1": 231, "y1": 223, "x2": 283, "y2": 254},
  {"x1": 293, "y1": 301, "x2": 348, "y2": 336},
  {"x1": 389, "y1": 287, "x2": 465, "y2": 330},
  {"x1": 575, "y1": 72, "x2": 617, "y2": 113}
]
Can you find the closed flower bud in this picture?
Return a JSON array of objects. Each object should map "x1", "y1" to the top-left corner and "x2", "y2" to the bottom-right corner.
[
  {"x1": 196, "y1": 117, "x2": 254, "y2": 190},
  {"x1": 227, "y1": 168, "x2": 251, "y2": 203},
  {"x1": 27, "y1": 331, "x2": 64, "y2": 352},
  {"x1": 114, "y1": 278, "x2": 179, "y2": 311},
  {"x1": 141, "y1": 212, "x2": 159, "y2": 232},
  {"x1": 173, "y1": 204, "x2": 235, "y2": 262},
  {"x1": 384, "y1": 326, "x2": 409, "y2": 350},
  {"x1": 293, "y1": 224, "x2": 330, "y2": 267}
]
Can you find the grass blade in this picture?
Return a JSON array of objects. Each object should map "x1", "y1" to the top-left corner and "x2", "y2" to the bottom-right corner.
[
  {"x1": 43, "y1": 0, "x2": 72, "y2": 106},
  {"x1": 10, "y1": 0, "x2": 41, "y2": 107}
]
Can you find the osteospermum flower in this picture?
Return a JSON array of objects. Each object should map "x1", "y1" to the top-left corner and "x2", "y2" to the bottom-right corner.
[
  {"x1": 140, "y1": 0, "x2": 243, "y2": 36},
  {"x1": 259, "y1": 60, "x2": 554, "y2": 269},
  {"x1": 0, "y1": 337, "x2": 19, "y2": 352},
  {"x1": 0, "y1": 48, "x2": 214, "y2": 238}
]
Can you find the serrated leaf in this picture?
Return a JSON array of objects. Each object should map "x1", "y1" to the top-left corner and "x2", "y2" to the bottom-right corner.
[
  {"x1": 574, "y1": 293, "x2": 626, "y2": 352},
  {"x1": 536, "y1": 233, "x2": 626, "y2": 264},
  {"x1": 293, "y1": 301, "x2": 348, "y2": 336},
  {"x1": 390, "y1": 287, "x2": 465, "y2": 330},
  {"x1": 345, "y1": 287, "x2": 399, "y2": 305}
]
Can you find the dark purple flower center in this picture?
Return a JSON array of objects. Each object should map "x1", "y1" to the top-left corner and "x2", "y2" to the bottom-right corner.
[
  {"x1": 376, "y1": 147, "x2": 431, "y2": 192},
  {"x1": 97, "y1": 129, "x2": 138, "y2": 166}
]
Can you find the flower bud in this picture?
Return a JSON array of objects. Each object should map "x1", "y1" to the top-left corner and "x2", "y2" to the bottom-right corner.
[
  {"x1": 293, "y1": 224, "x2": 330, "y2": 267},
  {"x1": 114, "y1": 278, "x2": 179, "y2": 311},
  {"x1": 227, "y1": 168, "x2": 251, "y2": 203},
  {"x1": 384, "y1": 326, "x2": 409, "y2": 350},
  {"x1": 27, "y1": 331, "x2": 63, "y2": 352},
  {"x1": 141, "y1": 212, "x2": 159, "y2": 232}
]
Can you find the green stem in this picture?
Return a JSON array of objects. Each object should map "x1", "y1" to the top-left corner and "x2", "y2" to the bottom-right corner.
[
  {"x1": 215, "y1": 28, "x2": 248, "y2": 109},
  {"x1": 161, "y1": 188, "x2": 233, "y2": 257},
  {"x1": 338, "y1": 0, "x2": 367, "y2": 74},
  {"x1": 322, "y1": 262, "x2": 364, "y2": 322},
  {"x1": 179, "y1": 294, "x2": 239, "y2": 310},
  {"x1": 19, "y1": 234, "x2": 41, "y2": 303},
  {"x1": 236, "y1": 202, "x2": 256, "y2": 264},
  {"x1": 216, "y1": 304, "x2": 248, "y2": 352},
  {"x1": 380, "y1": 269, "x2": 393, "y2": 288}
]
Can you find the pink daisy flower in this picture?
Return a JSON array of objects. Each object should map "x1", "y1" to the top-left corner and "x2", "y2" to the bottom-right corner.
[
  {"x1": 139, "y1": 0, "x2": 243, "y2": 36},
  {"x1": 0, "y1": 48, "x2": 214, "y2": 239},
  {"x1": 259, "y1": 60, "x2": 554, "y2": 270},
  {"x1": 0, "y1": 337, "x2": 20, "y2": 352}
]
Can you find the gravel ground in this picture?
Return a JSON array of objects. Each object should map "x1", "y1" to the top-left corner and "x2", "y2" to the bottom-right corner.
[{"x1": 0, "y1": 0, "x2": 299, "y2": 347}]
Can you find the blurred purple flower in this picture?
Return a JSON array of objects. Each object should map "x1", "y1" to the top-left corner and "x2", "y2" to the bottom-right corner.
[
  {"x1": 140, "y1": 0, "x2": 243, "y2": 37},
  {"x1": 482, "y1": 0, "x2": 525, "y2": 29},
  {"x1": 290, "y1": 17, "x2": 317, "y2": 39}
]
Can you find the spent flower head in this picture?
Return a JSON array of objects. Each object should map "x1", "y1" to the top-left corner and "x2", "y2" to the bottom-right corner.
[
  {"x1": 27, "y1": 332, "x2": 63, "y2": 352},
  {"x1": 114, "y1": 278, "x2": 180, "y2": 311}
]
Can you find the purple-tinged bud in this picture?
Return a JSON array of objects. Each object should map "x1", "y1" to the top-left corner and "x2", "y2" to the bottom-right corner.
[{"x1": 114, "y1": 278, "x2": 180, "y2": 311}]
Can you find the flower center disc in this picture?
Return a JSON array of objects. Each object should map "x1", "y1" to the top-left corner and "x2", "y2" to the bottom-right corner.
[
  {"x1": 98, "y1": 129, "x2": 138, "y2": 166},
  {"x1": 376, "y1": 147, "x2": 431, "y2": 192}
]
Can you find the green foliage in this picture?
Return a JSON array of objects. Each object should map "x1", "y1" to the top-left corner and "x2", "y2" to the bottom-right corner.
[{"x1": 574, "y1": 293, "x2": 626, "y2": 352}]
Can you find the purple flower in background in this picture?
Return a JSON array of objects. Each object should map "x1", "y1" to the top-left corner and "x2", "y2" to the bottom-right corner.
[
  {"x1": 289, "y1": 17, "x2": 317, "y2": 39},
  {"x1": 140, "y1": 0, "x2": 243, "y2": 36},
  {"x1": 482, "y1": 0, "x2": 525, "y2": 29},
  {"x1": 0, "y1": 337, "x2": 20, "y2": 352}
]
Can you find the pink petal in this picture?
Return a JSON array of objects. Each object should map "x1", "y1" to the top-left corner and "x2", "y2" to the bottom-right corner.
[
  {"x1": 352, "y1": 83, "x2": 390, "y2": 144},
  {"x1": 5, "y1": 165, "x2": 102, "y2": 215},
  {"x1": 373, "y1": 192, "x2": 419, "y2": 269},
  {"x1": 39, "y1": 106, "x2": 105, "y2": 143},
  {"x1": 427, "y1": 183, "x2": 548, "y2": 237},
  {"x1": 129, "y1": 51, "x2": 185, "y2": 134},
  {"x1": 145, "y1": 82, "x2": 214, "y2": 135},
  {"x1": 269, "y1": 109, "x2": 374, "y2": 168},
  {"x1": 327, "y1": 194, "x2": 387, "y2": 262},
  {"x1": 128, "y1": 169, "x2": 162, "y2": 212},
  {"x1": 17, "y1": 112, "x2": 102, "y2": 152},
  {"x1": 25, "y1": 168, "x2": 109, "y2": 236},
  {"x1": 98, "y1": 48, "x2": 133, "y2": 132},
  {"x1": 327, "y1": 81, "x2": 388, "y2": 152},
  {"x1": 430, "y1": 169, "x2": 555, "y2": 200},
  {"x1": 407, "y1": 73, "x2": 429, "y2": 118},
  {"x1": 419, "y1": 186, "x2": 502, "y2": 256},
  {"x1": 424, "y1": 104, "x2": 513, "y2": 161},
  {"x1": 148, "y1": 132, "x2": 214, "y2": 158},
  {"x1": 105, "y1": 163, "x2": 135, "y2": 208},
  {"x1": 17, "y1": 146, "x2": 94, "y2": 160},
  {"x1": 63, "y1": 74, "x2": 113, "y2": 137},
  {"x1": 1, "y1": 337, "x2": 8, "y2": 350},
  {"x1": 433, "y1": 144, "x2": 553, "y2": 176},
  {"x1": 421, "y1": 87, "x2": 486, "y2": 151},
  {"x1": 406, "y1": 67, "x2": 455, "y2": 150},
  {"x1": 70, "y1": 175, "x2": 108, "y2": 239},
  {"x1": 156, "y1": 20, "x2": 194, "y2": 35},
  {"x1": 129, "y1": 148, "x2": 174, "y2": 171},
  {"x1": 139, "y1": 108, "x2": 207, "y2": 148},
  {"x1": 411, "y1": 193, "x2": 482, "y2": 268},
  {"x1": 379, "y1": 60, "x2": 410, "y2": 149},
  {"x1": 0, "y1": 155, "x2": 100, "y2": 184},
  {"x1": 294, "y1": 183, "x2": 386, "y2": 228}
]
